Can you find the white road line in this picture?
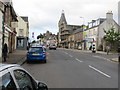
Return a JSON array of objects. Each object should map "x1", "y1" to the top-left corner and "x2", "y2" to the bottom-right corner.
[
  {"x1": 69, "y1": 55, "x2": 73, "y2": 57},
  {"x1": 65, "y1": 52, "x2": 68, "y2": 54},
  {"x1": 75, "y1": 58, "x2": 83, "y2": 62},
  {"x1": 93, "y1": 55, "x2": 106, "y2": 60},
  {"x1": 89, "y1": 65, "x2": 111, "y2": 78}
]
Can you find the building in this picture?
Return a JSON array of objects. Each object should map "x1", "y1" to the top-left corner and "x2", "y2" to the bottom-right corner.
[
  {"x1": 16, "y1": 16, "x2": 29, "y2": 50},
  {"x1": 1, "y1": 0, "x2": 18, "y2": 53},
  {"x1": 44, "y1": 31, "x2": 52, "y2": 40},
  {"x1": 84, "y1": 18, "x2": 106, "y2": 50},
  {"x1": 0, "y1": 1, "x2": 4, "y2": 60},
  {"x1": 58, "y1": 11, "x2": 81, "y2": 48},
  {"x1": 68, "y1": 26, "x2": 83, "y2": 49},
  {"x1": 84, "y1": 11, "x2": 120, "y2": 51},
  {"x1": 45, "y1": 32, "x2": 57, "y2": 46},
  {"x1": 118, "y1": 1, "x2": 120, "y2": 26},
  {"x1": 98, "y1": 11, "x2": 120, "y2": 51}
]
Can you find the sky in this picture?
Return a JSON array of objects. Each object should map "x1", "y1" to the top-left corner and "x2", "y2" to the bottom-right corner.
[{"x1": 12, "y1": 0, "x2": 120, "y2": 40}]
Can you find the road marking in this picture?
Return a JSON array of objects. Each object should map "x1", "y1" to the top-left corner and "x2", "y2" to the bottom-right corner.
[
  {"x1": 69, "y1": 55, "x2": 73, "y2": 57},
  {"x1": 92, "y1": 55, "x2": 106, "y2": 60},
  {"x1": 75, "y1": 58, "x2": 83, "y2": 62},
  {"x1": 89, "y1": 65, "x2": 111, "y2": 78},
  {"x1": 65, "y1": 52, "x2": 68, "y2": 54}
]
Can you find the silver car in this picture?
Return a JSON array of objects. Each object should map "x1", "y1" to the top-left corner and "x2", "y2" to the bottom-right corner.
[{"x1": 0, "y1": 63, "x2": 48, "y2": 90}]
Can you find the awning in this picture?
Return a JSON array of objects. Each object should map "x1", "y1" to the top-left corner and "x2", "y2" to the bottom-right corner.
[
  {"x1": 5, "y1": 26, "x2": 12, "y2": 33},
  {"x1": 88, "y1": 41, "x2": 96, "y2": 43}
]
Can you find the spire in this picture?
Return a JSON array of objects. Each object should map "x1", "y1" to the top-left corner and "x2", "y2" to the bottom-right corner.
[{"x1": 59, "y1": 10, "x2": 67, "y2": 24}]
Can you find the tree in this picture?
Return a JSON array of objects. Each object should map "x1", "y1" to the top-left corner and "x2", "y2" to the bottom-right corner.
[
  {"x1": 104, "y1": 26, "x2": 120, "y2": 50},
  {"x1": 37, "y1": 33, "x2": 44, "y2": 39}
]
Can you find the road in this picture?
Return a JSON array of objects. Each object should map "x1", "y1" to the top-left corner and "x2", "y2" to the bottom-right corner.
[{"x1": 22, "y1": 48, "x2": 118, "y2": 88}]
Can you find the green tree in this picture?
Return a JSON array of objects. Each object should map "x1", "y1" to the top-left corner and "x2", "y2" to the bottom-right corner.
[
  {"x1": 37, "y1": 33, "x2": 44, "y2": 39},
  {"x1": 104, "y1": 26, "x2": 120, "y2": 50}
]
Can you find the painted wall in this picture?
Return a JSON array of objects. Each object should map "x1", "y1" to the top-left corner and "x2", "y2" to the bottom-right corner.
[
  {"x1": 16, "y1": 16, "x2": 28, "y2": 37},
  {"x1": 84, "y1": 27, "x2": 98, "y2": 50},
  {"x1": 98, "y1": 19, "x2": 120, "y2": 51},
  {"x1": 16, "y1": 16, "x2": 29, "y2": 50}
]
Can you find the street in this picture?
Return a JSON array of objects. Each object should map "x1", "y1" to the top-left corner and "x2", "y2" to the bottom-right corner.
[{"x1": 22, "y1": 48, "x2": 118, "y2": 88}]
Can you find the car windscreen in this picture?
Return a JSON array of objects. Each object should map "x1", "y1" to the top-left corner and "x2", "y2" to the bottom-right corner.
[
  {"x1": 29, "y1": 47, "x2": 43, "y2": 52},
  {"x1": 50, "y1": 44, "x2": 56, "y2": 46}
]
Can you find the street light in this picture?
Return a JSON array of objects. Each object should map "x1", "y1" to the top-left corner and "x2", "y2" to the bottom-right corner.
[
  {"x1": 80, "y1": 17, "x2": 85, "y2": 25},
  {"x1": 80, "y1": 17, "x2": 85, "y2": 50}
]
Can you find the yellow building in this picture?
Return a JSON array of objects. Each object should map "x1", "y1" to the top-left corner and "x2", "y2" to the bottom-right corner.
[{"x1": 15, "y1": 16, "x2": 29, "y2": 50}]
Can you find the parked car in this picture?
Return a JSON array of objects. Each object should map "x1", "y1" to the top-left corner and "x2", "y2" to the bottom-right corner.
[
  {"x1": 0, "y1": 63, "x2": 48, "y2": 90},
  {"x1": 26, "y1": 45, "x2": 47, "y2": 63},
  {"x1": 78, "y1": 45, "x2": 82, "y2": 50}
]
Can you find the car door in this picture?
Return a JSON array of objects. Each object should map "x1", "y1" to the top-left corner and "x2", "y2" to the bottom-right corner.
[{"x1": 13, "y1": 69, "x2": 37, "y2": 90}]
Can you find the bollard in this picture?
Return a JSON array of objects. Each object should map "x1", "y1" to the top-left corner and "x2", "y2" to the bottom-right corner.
[{"x1": 92, "y1": 44, "x2": 96, "y2": 53}]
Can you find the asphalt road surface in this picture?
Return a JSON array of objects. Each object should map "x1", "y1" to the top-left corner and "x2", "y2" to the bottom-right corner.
[{"x1": 22, "y1": 48, "x2": 118, "y2": 88}]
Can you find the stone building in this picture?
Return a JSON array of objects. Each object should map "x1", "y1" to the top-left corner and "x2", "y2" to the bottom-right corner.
[
  {"x1": 58, "y1": 11, "x2": 81, "y2": 48},
  {"x1": 68, "y1": 27, "x2": 83, "y2": 49},
  {"x1": 98, "y1": 11, "x2": 120, "y2": 51},
  {"x1": 0, "y1": 1, "x2": 4, "y2": 60},
  {"x1": 2, "y1": 0, "x2": 18, "y2": 53},
  {"x1": 84, "y1": 11, "x2": 120, "y2": 51}
]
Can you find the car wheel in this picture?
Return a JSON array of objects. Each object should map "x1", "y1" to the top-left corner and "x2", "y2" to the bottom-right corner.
[
  {"x1": 43, "y1": 60, "x2": 47, "y2": 63},
  {"x1": 26, "y1": 60, "x2": 30, "y2": 63}
]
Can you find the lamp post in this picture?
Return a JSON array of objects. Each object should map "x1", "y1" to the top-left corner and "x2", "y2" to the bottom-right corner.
[{"x1": 80, "y1": 17, "x2": 85, "y2": 50}]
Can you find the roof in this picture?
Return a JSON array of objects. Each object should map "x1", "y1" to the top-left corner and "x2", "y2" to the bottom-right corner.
[
  {"x1": 73, "y1": 28, "x2": 83, "y2": 34},
  {"x1": 31, "y1": 44, "x2": 43, "y2": 47},
  {"x1": 21, "y1": 17, "x2": 28, "y2": 22},
  {"x1": 59, "y1": 11, "x2": 67, "y2": 24},
  {"x1": 0, "y1": 63, "x2": 20, "y2": 72}
]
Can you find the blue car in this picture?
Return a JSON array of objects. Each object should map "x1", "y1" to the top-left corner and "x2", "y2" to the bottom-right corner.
[{"x1": 26, "y1": 45, "x2": 47, "y2": 63}]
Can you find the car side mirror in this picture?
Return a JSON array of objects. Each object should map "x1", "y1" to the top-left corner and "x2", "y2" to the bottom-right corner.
[{"x1": 38, "y1": 82, "x2": 48, "y2": 90}]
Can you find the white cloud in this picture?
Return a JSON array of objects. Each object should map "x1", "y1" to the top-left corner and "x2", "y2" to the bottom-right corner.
[{"x1": 12, "y1": 0, "x2": 119, "y2": 40}]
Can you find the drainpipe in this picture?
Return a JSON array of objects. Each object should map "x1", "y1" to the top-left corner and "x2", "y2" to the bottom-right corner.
[{"x1": 2, "y1": 5, "x2": 6, "y2": 48}]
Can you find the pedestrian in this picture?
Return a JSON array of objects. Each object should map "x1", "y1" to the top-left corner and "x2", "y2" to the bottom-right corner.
[
  {"x1": 2, "y1": 43, "x2": 8, "y2": 62},
  {"x1": 106, "y1": 46, "x2": 110, "y2": 55}
]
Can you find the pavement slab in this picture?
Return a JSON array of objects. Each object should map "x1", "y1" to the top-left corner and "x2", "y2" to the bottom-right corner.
[{"x1": 1, "y1": 50, "x2": 27, "y2": 65}]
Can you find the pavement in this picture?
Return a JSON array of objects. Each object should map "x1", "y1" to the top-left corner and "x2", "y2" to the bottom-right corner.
[
  {"x1": 1, "y1": 48, "x2": 119, "y2": 65},
  {"x1": 1, "y1": 50, "x2": 27, "y2": 65}
]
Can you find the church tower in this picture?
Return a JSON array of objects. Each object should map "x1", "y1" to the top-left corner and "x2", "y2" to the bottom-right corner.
[{"x1": 58, "y1": 10, "x2": 67, "y2": 26}]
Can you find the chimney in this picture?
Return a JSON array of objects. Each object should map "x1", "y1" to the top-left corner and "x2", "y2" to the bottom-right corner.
[{"x1": 106, "y1": 11, "x2": 113, "y2": 19}]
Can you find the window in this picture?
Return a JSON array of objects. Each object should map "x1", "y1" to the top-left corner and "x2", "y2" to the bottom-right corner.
[
  {"x1": 19, "y1": 29, "x2": 23, "y2": 36},
  {"x1": 0, "y1": 73, "x2": 17, "y2": 90},
  {"x1": 29, "y1": 47, "x2": 43, "y2": 52},
  {"x1": 14, "y1": 70, "x2": 37, "y2": 90}
]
